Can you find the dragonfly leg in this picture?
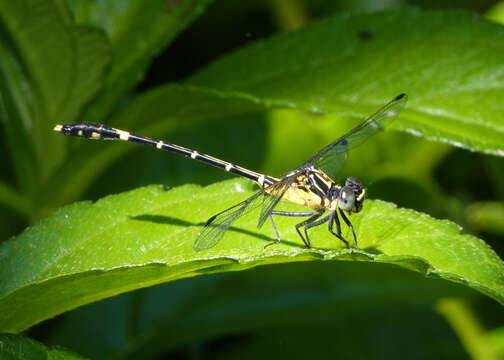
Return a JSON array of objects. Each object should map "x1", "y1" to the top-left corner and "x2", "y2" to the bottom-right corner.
[
  {"x1": 304, "y1": 214, "x2": 331, "y2": 248},
  {"x1": 328, "y1": 211, "x2": 350, "y2": 249},
  {"x1": 339, "y1": 209, "x2": 359, "y2": 249},
  {"x1": 265, "y1": 211, "x2": 319, "y2": 249},
  {"x1": 294, "y1": 212, "x2": 325, "y2": 248},
  {"x1": 271, "y1": 211, "x2": 319, "y2": 217},
  {"x1": 265, "y1": 214, "x2": 281, "y2": 248}
]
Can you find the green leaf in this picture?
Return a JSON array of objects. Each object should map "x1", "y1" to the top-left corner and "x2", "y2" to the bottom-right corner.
[
  {"x1": 57, "y1": 26, "x2": 111, "y2": 127},
  {"x1": 0, "y1": 333, "x2": 89, "y2": 360},
  {"x1": 0, "y1": 0, "x2": 73, "y2": 123},
  {"x1": 466, "y1": 202, "x2": 504, "y2": 235},
  {"x1": 262, "y1": 108, "x2": 454, "y2": 181},
  {"x1": 0, "y1": 0, "x2": 110, "y2": 192},
  {"x1": 0, "y1": 179, "x2": 502, "y2": 332},
  {"x1": 486, "y1": 1, "x2": 504, "y2": 24},
  {"x1": 488, "y1": 326, "x2": 504, "y2": 356},
  {"x1": 67, "y1": 0, "x2": 214, "y2": 122},
  {"x1": 436, "y1": 298, "x2": 501, "y2": 360},
  {"x1": 0, "y1": 182, "x2": 31, "y2": 217},
  {"x1": 0, "y1": 32, "x2": 38, "y2": 195},
  {"x1": 188, "y1": 8, "x2": 504, "y2": 156}
]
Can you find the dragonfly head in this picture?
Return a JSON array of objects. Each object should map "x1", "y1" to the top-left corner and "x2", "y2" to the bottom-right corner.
[{"x1": 337, "y1": 177, "x2": 365, "y2": 214}]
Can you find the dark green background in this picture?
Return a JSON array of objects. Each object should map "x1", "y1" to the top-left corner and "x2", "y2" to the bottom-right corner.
[{"x1": 1, "y1": 0, "x2": 503, "y2": 359}]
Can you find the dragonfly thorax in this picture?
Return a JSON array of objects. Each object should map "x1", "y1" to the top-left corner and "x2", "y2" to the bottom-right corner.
[{"x1": 280, "y1": 167, "x2": 365, "y2": 214}]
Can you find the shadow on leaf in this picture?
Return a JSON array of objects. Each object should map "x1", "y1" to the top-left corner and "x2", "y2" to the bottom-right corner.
[{"x1": 130, "y1": 214, "x2": 306, "y2": 249}]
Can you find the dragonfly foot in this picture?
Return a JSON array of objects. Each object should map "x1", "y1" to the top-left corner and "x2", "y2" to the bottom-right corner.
[{"x1": 264, "y1": 240, "x2": 281, "y2": 249}]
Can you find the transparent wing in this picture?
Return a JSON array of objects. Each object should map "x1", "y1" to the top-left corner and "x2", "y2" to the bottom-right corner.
[
  {"x1": 195, "y1": 190, "x2": 264, "y2": 251},
  {"x1": 314, "y1": 151, "x2": 347, "y2": 182},
  {"x1": 303, "y1": 93, "x2": 408, "y2": 179},
  {"x1": 194, "y1": 179, "x2": 294, "y2": 251},
  {"x1": 257, "y1": 176, "x2": 297, "y2": 228}
]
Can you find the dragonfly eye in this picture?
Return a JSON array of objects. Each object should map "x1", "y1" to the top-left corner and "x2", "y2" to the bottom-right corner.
[{"x1": 338, "y1": 186, "x2": 355, "y2": 211}]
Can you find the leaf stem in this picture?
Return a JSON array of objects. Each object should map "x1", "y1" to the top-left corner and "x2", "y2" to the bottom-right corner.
[{"x1": 436, "y1": 297, "x2": 499, "y2": 360}]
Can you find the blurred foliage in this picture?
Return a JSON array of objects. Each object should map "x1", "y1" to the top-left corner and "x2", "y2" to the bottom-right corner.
[
  {"x1": 0, "y1": 333, "x2": 89, "y2": 360},
  {"x1": 0, "y1": 0, "x2": 503, "y2": 359}
]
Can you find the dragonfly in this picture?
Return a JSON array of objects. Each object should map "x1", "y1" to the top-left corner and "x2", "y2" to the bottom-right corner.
[{"x1": 54, "y1": 93, "x2": 407, "y2": 251}]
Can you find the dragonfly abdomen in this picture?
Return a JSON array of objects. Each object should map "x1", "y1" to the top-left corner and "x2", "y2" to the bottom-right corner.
[{"x1": 54, "y1": 123, "x2": 278, "y2": 187}]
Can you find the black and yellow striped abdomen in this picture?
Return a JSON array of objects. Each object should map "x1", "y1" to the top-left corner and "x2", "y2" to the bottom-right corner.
[{"x1": 54, "y1": 123, "x2": 278, "y2": 188}]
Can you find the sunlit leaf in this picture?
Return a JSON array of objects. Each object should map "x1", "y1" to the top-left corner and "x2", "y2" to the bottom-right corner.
[
  {"x1": 0, "y1": 179, "x2": 501, "y2": 332},
  {"x1": 189, "y1": 8, "x2": 504, "y2": 156}
]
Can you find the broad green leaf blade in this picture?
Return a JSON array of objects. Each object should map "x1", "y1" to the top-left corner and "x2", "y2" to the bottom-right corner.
[
  {"x1": 0, "y1": 0, "x2": 73, "y2": 123},
  {"x1": 57, "y1": 26, "x2": 110, "y2": 128},
  {"x1": 68, "y1": 0, "x2": 214, "y2": 122},
  {"x1": 0, "y1": 32, "x2": 38, "y2": 194},
  {"x1": 0, "y1": 333, "x2": 89, "y2": 360},
  {"x1": 188, "y1": 8, "x2": 504, "y2": 156},
  {"x1": 0, "y1": 179, "x2": 502, "y2": 332},
  {"x1": 0, "y1": 0, "x2": 110, "y2": 189}
]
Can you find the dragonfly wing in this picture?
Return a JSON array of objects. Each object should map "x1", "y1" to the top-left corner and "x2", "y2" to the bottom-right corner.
[
  {"x1": 194, "y1": 189, "x2": 266, "y2": 251},
  {"x1": 195, "y1": 177, "x2": 297, "y2": 251},
  {"x1": 257, "y1": 176, "x2": 297, "y2": 228},
  {"x1": 315, "y1": 151, "x2": 348, "y2": 182},
  {"x1": 306, "y1": 93, "x2": 408, "y2": 179}
]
